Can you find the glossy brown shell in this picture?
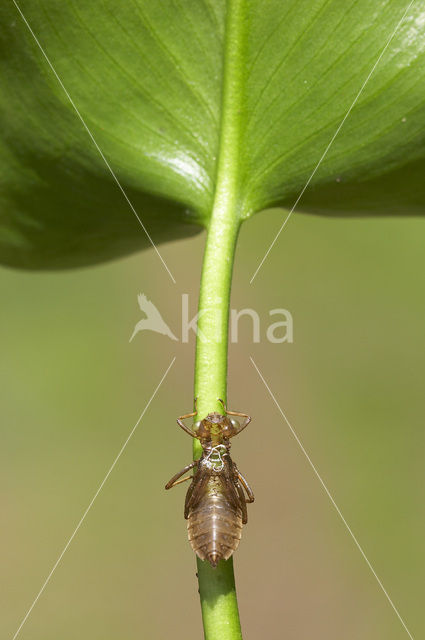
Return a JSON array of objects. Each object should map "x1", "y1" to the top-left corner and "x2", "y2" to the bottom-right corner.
[
  {"x1": 187, "y1": 475, "x2": 242, "y2": 567},
  {"x1": 166, "y1": 406, "x2": 254, "y2": 567}
]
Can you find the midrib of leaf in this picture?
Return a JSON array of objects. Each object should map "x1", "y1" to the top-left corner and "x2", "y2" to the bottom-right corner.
[{"x1": 193, "y1": 1, "x2": 247, "y2": 639}]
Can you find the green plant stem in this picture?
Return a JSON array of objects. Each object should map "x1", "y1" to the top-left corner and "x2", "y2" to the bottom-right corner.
[
  {"x1": 193, "y1": 1, "x2": 246, "y2": 638},
  {"x1": 193, "y1": 200, "x2": 241, "y2": 640}
]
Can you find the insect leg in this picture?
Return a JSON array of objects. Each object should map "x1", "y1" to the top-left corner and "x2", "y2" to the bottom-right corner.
[
  {"x1": 176, "y1": 401, "x2": 199, "y2": 438},
  {"x1": 237, "y1": 470, "x2": 255, "y2": 503},
  {"x1": 165, "y1": 461, "x2": 197, "y2": 490},
  {"x1": 171, "y1": 475, "x2": 193, "y2": 487},
  {"x1": 184, "y1": 470, "x2": 208, "y2": 518}
]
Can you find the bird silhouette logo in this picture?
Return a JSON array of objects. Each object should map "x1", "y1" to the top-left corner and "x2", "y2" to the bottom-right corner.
[{"x1": 129, "y1": 294, "x2": 178, "y2": 342}]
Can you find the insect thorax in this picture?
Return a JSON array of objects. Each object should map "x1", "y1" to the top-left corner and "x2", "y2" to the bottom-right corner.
[{"x1": 201, "y1": 444, "x2": 229, "y2": 472}]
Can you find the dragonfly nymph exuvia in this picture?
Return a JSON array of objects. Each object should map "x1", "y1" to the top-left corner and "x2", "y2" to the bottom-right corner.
[{"x1": 165, "y1": 399, "x2": 254, "y2": 567}]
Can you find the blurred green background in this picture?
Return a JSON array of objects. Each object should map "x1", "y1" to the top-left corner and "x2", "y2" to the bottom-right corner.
[{"x1": 1, "y1": 209, "x2": 424, "y2": 639}]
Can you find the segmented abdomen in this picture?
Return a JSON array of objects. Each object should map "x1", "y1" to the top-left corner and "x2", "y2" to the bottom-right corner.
[{"x1": 187, "y1": 478, "x2": 242, "y2": 567}]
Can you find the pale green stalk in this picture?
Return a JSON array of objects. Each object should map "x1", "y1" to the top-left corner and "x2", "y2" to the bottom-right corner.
[{"x1": 192, "y1": 1, "x2": 247, "y2": 638}]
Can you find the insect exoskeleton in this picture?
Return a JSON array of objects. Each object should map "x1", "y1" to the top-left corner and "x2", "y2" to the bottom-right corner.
[{"x1": 165, "y1": 399, "x2": 254, "y2": 568}]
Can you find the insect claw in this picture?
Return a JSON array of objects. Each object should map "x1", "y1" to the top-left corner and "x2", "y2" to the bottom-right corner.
[{"x1": 217, "y1": 398, "x2": 226, "y2": 412}]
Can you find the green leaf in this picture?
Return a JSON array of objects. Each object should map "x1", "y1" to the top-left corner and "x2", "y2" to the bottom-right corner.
[{"x1": 1, "y1": 1, "x2": 424, "y2": 269}]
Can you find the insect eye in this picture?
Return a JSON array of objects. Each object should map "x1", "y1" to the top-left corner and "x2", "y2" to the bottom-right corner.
[
  {"x1": 230, "y1": 418, "x2": 240, "y2": 430},
  {"x1": 195, "y1": 420, "x2": 211, "y2": 440}
]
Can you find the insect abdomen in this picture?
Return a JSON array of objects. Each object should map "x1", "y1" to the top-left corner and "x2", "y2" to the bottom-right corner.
[{"x1": 187, "y1": 478, "x2": 242, "y2": 567}]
